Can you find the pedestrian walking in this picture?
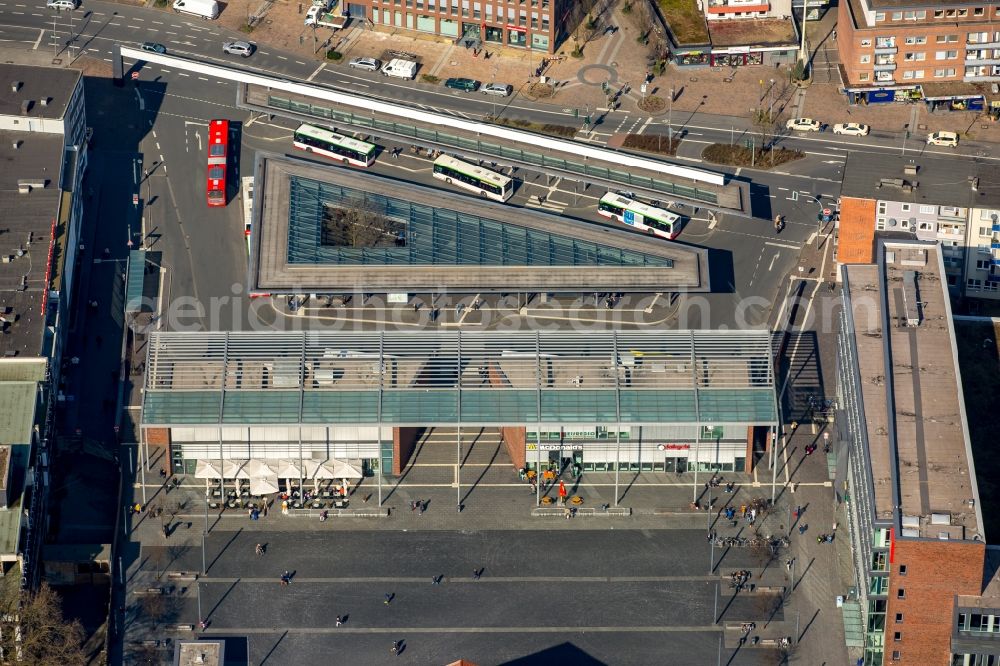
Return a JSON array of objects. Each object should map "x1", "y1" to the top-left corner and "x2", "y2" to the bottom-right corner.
[
  {"x1": 335, "y1": 615, "x2": 342, "y2": 627},
  {"x1": 410, "y1": 500, "x2": 418, "y2": 511},
  {"x1": 785, "y1": 558, "x2": 794, "y2": 572},
  {"x1": 198, "y1": 619, "x2": 207, "y2": 631},
  {"x1": 558, "y1": 480, "x2": 568, "y2": 505},
  {"x1": 432, "y1": 575, "x2": 441, "y2": 585},
  {"x1": 419, "y1": 501, "x2": 426, "y2": 515},
  {"x1": 740, "y1": 504, "x2": 747, "y2": 518},
  {"x1": 391, "y1": 640, "x2": 399, "y2": 655},
  {"x1": 255, "y1": 543, "x2": 264, "y2": 556},
  {"x1": 798, "y1": 523, "x2": 808, "y2": 535},
  {"x1": 384, "y1": 593, "x2": 393, "y2": 605},
  {"x1": 473, "y1": 568, "x2": 482, "y2": 580}
]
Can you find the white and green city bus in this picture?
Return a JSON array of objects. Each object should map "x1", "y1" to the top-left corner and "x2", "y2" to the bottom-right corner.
[
  {"x1": 431, "y1": 154, "x2": 514, "y2": 202},
  {"x1": 292, "y1": 123, "x2": 377, "y2": 167},
  {"x1": 597, "y1": 192, "x2": 682, "y2": 240}
]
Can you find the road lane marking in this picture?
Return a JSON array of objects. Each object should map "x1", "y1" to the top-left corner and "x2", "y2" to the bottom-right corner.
[
  {"x1": 764, "y1": 241, "x2": 800, "y2": 250},
  {"x1": 306, "y1": 62, "x2": 325, "y2": 81},
  {"x1": 768, "y1": 252, "x2": 779, "y2": 271},
  {"x1": 31, "y1": 27, "x2": 42, "y2": 49}
]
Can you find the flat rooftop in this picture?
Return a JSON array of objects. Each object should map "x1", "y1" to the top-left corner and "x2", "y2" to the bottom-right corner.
[
  {"x1": 843, "y1": 262, "x2": 894, "y2": 522},
  {"x1": 0, "y1": 64, "x2": 79, "y2": 121},
  {"x1": 844, "y1": 241, "x2": 983, "y2": 540},
  {"x1": 0, "y1": 131, "x2": 65, "y2": 358},
  {"x1": 250, "y1": 154, "x2": 711, "y2": 295},
  {"x1": 174, "y1": 640, "x2": 223, "y2": 666},
  {"x1": 840, "y1": 152, "x2": 1000, "y2": 209},
  {"x1": 708, "y1": 18, "x2": 797, "y2": 47}
]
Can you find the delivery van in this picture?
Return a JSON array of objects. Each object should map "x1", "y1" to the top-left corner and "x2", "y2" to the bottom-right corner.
[
  {"x1": 172, "y1": 0, "x2": 219, "y2": 19},
  {"x1": 380, "y1": 58, "x2": 418, "y2": 80}
]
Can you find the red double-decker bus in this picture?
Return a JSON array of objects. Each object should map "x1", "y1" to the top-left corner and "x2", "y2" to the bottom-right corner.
[{"x1": 206, "y1": 119, "x2": 229, "y2": 207}]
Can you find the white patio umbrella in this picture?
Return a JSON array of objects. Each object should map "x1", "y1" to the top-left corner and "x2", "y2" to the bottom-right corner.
[
  {"x1": 223, "y1": 459, "x2": 252, "y2": 479},
  {"x1": 194, "y1": 459, "x2": 224, "y2": 479},
  {"x1": 249, "y1": 474, "x2": 280, "y2": 496},
  {"x1": 331, "y1": 459, "x2": 363, "y2": 480},
  {"x1": 245, "y1": 459, "x2": 278, "y2": 478},
  {"x1": 275, "y1": 459, "x2": 302, "y2": 479},
  {"x1": 194, "y1": 459, "x2": 224, "y2": 495},
  {"x1": 306, "y1": 459, "x2": 338, "y2": 492}
]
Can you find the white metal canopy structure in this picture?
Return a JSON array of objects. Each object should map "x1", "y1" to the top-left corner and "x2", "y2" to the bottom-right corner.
[
  {"x1": 118, "y1": 47, "x2": 727, "y2": 189},
  {"x1": 142, "y1": 330, "x2": 777, "y2": 428}
]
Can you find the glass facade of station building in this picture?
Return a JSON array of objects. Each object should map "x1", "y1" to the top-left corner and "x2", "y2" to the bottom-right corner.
[{"x1": 142, "y1": 330, "x2": 778, "y2": 503}]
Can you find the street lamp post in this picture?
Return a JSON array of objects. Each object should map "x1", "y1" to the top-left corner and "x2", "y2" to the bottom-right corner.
[
  {"x1": 667, "y1": 86, "x2": 675, "y2": 145},
  {"x1": 768, "y1": 78, "x2": 776, "y2": 118}
]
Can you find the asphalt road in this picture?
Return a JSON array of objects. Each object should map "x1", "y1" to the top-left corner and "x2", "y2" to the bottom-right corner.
[
  {"x1": 128, "y1": 529, "x2": 787, "y2": 665},
  {"x1": 1, "y1": 0, "x2": 996, "y2": 172},
  {"x1": 68, "y1": 59, "x2": 803, "y2": 331}
]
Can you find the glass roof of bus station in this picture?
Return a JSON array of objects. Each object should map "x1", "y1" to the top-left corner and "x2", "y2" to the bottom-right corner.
[
  {"x1": 142, "y1": 331, "x2": 778, "y2": 427},
  {"x1": 286, "y1": 175, "x2": 676, "y2": 268}
]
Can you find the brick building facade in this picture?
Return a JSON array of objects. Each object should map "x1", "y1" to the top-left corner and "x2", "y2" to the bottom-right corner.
[
  {"x1": 884, "y1": 539, "x2": 986, "y2": 664},
  {"x1": 348, "y1": 0, "x2": 581, "y2": 53},
  {"x1": 838, "y1": 0, "x2": 1000, "y2": 97}
]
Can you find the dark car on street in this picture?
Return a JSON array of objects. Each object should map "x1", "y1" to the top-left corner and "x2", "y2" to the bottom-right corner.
[{"x1": 444, "y1": 77, "x2": 480, "y2": 92}]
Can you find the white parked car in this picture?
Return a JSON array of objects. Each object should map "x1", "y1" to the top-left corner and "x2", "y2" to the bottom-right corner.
[
  {"x1": 785, "y1": 117, "x2": 822, "y2": 132},
  {"x1": 832, "y1": 122, "x2": 870, "y2": 136},
  {"x1": 223, "y1": 40, "x2": 254, "y2": 57},
  {"x1": 481, "y1": 82, "x2": 513, "y2": 97},
  {"x1": 927, "y1": 131, "x2": 959, "y2": 147},
  {"x1": 348, "y1": 57, "x2": 381, "y2": 71}
]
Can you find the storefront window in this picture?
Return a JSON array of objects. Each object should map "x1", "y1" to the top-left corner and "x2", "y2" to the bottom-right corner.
[
  {"x1": 508, "y1": 28, "x2": 527, "y2": 46},
  {"x1": 484, "y1": 25, "x2": 503, "y2": 43},
  {"x1": 531, "y1": 33, "x2": 549, "y2": 50},
  {"x1": 439, "y1": 18, "x2": 459, "y2": 37},
  {"x1": 676, "y1": 52, "x2": 710, "y2": 66}
]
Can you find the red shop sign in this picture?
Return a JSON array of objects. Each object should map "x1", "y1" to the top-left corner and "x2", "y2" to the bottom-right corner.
[
  {"x1": 658, "y1": 444, "x2": 691, "y2": 451},
  {"x1": 505, "y1": 24, "x2": 528, "y2": 32}
]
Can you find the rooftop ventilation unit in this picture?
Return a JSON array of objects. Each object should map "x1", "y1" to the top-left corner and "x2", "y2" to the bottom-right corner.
[{"x1": 901, "y1": 270, "x2": 922, "y2": 327}]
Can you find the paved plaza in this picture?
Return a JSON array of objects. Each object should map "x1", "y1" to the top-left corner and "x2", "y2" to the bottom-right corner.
[{"x1": 131, "y1": 529, "x2": 802, "y2": 665}]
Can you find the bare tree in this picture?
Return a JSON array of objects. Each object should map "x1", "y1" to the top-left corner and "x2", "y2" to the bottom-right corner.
[
  {"x1": 321, "y1": 198, "x2": 403, "y2": 249},
  {"x1": 0, "y1": 581, "x2": 86, "y2": 666}
]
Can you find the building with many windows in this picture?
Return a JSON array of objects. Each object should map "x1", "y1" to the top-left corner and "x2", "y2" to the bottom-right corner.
[
  {"x1": 346, "y1": 0, "x2": 580, "y2": 53},
  {"x1": 838, "y1": 0, "x2": 1000, "y2": 106},
  {"x1": 835, "y1": 152, "x2": 1000, "y2": 300},
  {"x1": 837, "y1": 240, "x2": 991, "y2": 665},
  {"x1": 0, "y1": 64, "x2": 88, "y2": 587}
]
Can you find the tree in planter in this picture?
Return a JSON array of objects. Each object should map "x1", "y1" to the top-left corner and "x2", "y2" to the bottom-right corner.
[
  {"x1": 322, "y1": 199, "x2": 404, "y2": 250},
  {"x1": 751, "y1": 108, "x2": 779, "y2": 163},
  {"x1": 790, "y1": 59, "x2": 808, "y2": 82}
]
